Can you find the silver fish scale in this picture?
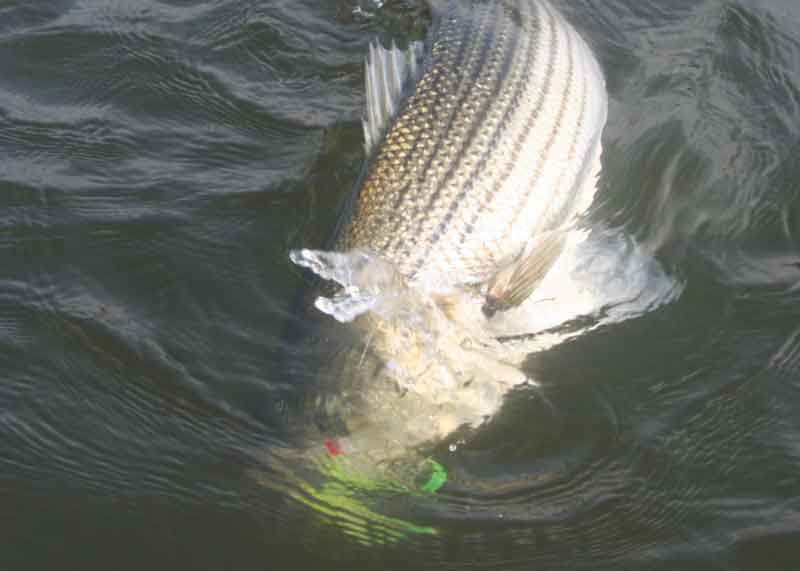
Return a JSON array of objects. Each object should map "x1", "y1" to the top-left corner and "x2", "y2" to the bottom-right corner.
[{"x1": 341, "y1": 0, "x2": 607, "y2": 293}]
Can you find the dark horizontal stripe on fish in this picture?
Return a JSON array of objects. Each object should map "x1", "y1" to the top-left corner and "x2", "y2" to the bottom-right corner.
[
  {"x1": 498, "y1": 7, "x2": 582, "y2": 245},
  {"x1": 535, "y1": 27, "x2": 594, "y2": 237},
  {"x1": 385, "y1": 6, "x2": 475, "y2": 212},
  {"x1": 398, "y1": 0, "x2": 539, "y2": 272},
  {"x1": 541, "y1": 74, "x2": 600, "y2": 238},
  {"x1": 409, "y1": 2, "x2": 557, "y2": 278},
  {"x1": 345, "y1": 6, "x2": 477, "y2": 254},
  {"x1": 527, "y1": 35, "x2": 591, "y2": 237},
  {"x1": 384, "y1": 1, "x2": 502, "y2": 251},
  {"x1": 456, "y1": 0, "x2": 557, "y2": 252}
]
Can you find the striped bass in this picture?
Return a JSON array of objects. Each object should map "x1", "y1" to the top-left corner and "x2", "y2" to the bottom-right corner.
[{"x1": 288, "y1": 0, "x2": 608, "y2": 466}]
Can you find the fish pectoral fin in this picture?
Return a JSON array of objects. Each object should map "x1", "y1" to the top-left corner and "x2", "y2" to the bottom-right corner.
[
  {"x1": 363, "y1": 39, "x2": 425, "y2": 155},
  {"x1": 483, "y1": 231, "x2": 567, "y2": 316}
]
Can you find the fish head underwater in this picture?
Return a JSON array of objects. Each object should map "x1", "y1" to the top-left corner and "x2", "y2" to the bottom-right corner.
[{"x1": 290, "y1": 248, "x2": 532, "y2": 464}]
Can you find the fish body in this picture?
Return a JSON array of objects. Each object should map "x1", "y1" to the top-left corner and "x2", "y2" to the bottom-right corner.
[
  {"x1": 288, "y1": 0, "x2": 609, "y2": 469},
  {"x1": 339, "y1": 0, "x2": 607, "y2": 300}
]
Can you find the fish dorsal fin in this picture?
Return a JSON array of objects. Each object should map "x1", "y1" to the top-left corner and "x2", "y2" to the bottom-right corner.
[
  {"x1": 483, "y1": 231, "x2": 568, "y2": 317},
  {"x1": 363, "y1": 39, "x2": 424, "y2": 154}
]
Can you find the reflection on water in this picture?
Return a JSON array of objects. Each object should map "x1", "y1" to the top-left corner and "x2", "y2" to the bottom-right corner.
[{"x1": 1, "y1": 0, "x2": 800, "y2": 568}]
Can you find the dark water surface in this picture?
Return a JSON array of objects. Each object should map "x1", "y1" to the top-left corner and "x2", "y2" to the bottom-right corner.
[{"x1": 2, "y1": 0, "x2": 800, "y2": 569}]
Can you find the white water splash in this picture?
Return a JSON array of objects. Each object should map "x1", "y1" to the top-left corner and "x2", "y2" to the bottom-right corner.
[
  {"x1": 289, "y1": 248, "x2": 410, "y2": 323},
  {"x1": 480, "y1": 227, "x2": 683, "y2": 353}
]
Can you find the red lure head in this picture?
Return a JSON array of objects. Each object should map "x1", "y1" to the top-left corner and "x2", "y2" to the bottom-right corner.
[{"x1": 324, "y1": 439, "x2": 343, "y2": 457}]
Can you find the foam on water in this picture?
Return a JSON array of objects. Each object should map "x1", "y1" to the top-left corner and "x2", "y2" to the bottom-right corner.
[
  {"x1": 292, "y1": 226, "x2": 680, "y2": 358},
  {"x1": 289, "y1": 248, "x2": 392, "y2": 322}
]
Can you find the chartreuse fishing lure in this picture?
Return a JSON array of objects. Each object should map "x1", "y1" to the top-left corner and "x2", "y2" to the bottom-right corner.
[{"x1": 288, "y1": 440, "x2": 447, "y2": 546}]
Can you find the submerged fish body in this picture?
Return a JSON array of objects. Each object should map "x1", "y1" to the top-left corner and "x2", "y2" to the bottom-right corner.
[{"x1": 341, "y1": 0, "x2": 607, "y2": 298}]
